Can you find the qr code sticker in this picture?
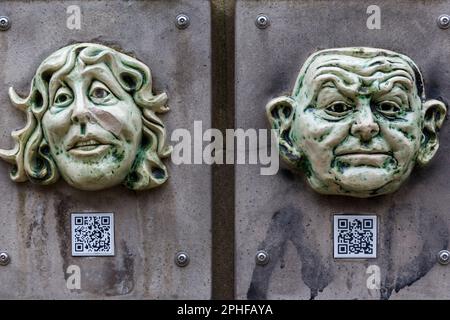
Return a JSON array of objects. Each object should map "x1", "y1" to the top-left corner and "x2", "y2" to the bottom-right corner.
[
  {"x1": 333, "y1": 215, "x2": 377, "y2": 259},
  {"x1": 71, "y1": 213, "x2": 115, "y2": 256}
]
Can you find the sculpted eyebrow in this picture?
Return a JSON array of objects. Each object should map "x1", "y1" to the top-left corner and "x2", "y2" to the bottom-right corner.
[
  {"x1": 81, "y1": 66, "x2": 124, "y2": 97},
  {"x1": 377, "y1": 75, "x2": 414, "y2": 96},
  {"x1": 312, "y1": 71, "x2": 360, "y2": 99},
  {"x1": 49, "y1": 78, "x2": 71, "y2": 104},
  {"x1": 373, "y1": 83, "x2": 411, "y2": 108},
  {"x1": 318, "y1": 82, "x2": 350, "y2": 96},
  {"x1": 313, "y1": 82, "x2": 353, "y2": 109}
]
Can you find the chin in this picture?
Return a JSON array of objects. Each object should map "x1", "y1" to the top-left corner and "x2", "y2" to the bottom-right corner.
[
  {"x1": 334, "y1": 167, "x2": 395, "y2": 191},
  {"x1": 65, "y1": 177, "x2": 124, "y2": 191},
  {"x1": 308, "y1": 166, "x2": 406, "y2": 197},
  {"x1": 61, "y1": 167, "x2": 130, "y2": 191}
]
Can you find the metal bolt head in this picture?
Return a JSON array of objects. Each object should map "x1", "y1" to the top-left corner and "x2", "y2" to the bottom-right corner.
[
  {"x1": 437, "y1": 14, "x2": 450, "y2": 29},
  {"x1": 255, "y1": 250, "x2": 269, "y2": 266},
  {"x1": 0, "y1": 16, "x2": 11, "y2": 31},
  {"x1": 255, "y1": 14, "x2": 270, "y2": 29},
  {"x1": 175, "y1": 14, "x2": 190, "y2": 30},
  {"x1": 175, "y1": 251, "x2": 190, "y2": 267},
  {"x1": 438, "y1": 250, "x2": 450, "y2": 265},
  {"x1": 0, "y1": 252, "x2": 10, "y2": 266}
]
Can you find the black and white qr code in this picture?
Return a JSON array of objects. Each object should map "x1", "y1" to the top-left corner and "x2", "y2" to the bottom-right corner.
[
  {"x1": 333, "y1": 215, "x2": 377, "y2": 258},
  {"x1": 71, "y1": 213, "x2": 115, "y2": 256}
]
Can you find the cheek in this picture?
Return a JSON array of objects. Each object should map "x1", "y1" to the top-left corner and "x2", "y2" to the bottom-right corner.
[
  {"x1": 129, "y1": 106, "x2": 143, "y2": 135},
  {"x1": 42, "y1": 110, "x2": 71, "y2": 144},
  {"x1": 123, "y1": 105, "x2": 142, "y2": 142},
  {"x1": 296, "y1": 112, "x2": 350, "y2": 156},
  {"x1": 99, "y1": 102, "x2": 142, "y2": 140},
  {"x1": 380, "y1": 118, "x2": 422, "y2": 163}
]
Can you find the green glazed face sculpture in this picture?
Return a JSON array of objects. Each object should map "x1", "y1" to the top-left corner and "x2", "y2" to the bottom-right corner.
[
  {"x1": 0, "y1": 43, "x2": 171, "y2": 191},
  {"x1": 267, "y1": 47, "x2": 446, "y2": 198}
]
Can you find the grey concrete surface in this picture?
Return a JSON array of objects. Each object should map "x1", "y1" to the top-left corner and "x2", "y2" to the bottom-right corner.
[
  {"x1": 0, "y1": 0, "x2": 211, "y2": 299},
  {"x1": 235, "y1": 0, "x2": 450, "y2": 299}
]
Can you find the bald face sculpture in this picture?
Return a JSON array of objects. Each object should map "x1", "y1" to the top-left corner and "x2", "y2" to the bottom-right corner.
[{"x1": 267, "y1": 48, "x2": 446, "y2": 197}]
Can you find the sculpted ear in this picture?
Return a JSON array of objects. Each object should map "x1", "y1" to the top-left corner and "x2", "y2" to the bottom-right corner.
[
  {"x1": 417, "y1": 99, "x2": 447, "y2": 166},
  {"x1": 266, "y1": 96, "x2": 302, "y2": 165}
]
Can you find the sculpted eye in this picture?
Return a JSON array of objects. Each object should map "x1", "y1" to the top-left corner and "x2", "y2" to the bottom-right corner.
[
  {"x1": 53, "y1": 87, "x2": 73, "y2": 108},
  {"x1": 89, "y1": 81, "x2": 117, "y2": 105},
  {"x1": 376, "y1": 101, "x2": 402, "y2": 117},
  {"x1": 324, "y1": 102, "x2": 353, "y2": 117},
  {"x1": 91, "y1": 88, "x2": 109, "y2": 99}
]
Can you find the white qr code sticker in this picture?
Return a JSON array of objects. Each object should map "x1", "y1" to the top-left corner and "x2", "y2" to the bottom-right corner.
[
  {"x1": 71, "y1": 213, "x2": 115, "y2": 256},
  {"x1": 333, "y1": 215, "x2": 377, "y2": 259}
]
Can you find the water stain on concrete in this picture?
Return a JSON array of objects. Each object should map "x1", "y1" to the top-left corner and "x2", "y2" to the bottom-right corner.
[
  {"x1": 103, "y1": 241, "x2": 135, "y2": 296},
  {"x1": 53, "y1": 192, "x2": 73, "y2": 278},
  {"x1": 248, "y1": 202, "x2": 449, "y2": 300},
  {"x1": 247, "y1": 206, "x2": 334, "y2": 300},
  {"x1": 379, "y1": 204, "x2": 449, "y2": 300}
]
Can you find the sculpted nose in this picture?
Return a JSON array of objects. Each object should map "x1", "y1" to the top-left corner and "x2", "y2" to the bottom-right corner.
[
  {"x1": 71, "y1": 99, "x2": 93, "y2": 124},
  {"x1": 350, "y1": 107, "x2": 380, "y2": 142}
]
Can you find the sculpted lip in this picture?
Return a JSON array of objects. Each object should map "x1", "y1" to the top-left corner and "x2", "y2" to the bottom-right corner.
[
  {"x1": 66, "y1": 135, "x2": 113, "y2": 156},
  {"x1": 335, "y1": 149, "x2": 391, "y2": 156},
  {"x1": 334, "y1": 151, "x2": 393, "y2": 167}
]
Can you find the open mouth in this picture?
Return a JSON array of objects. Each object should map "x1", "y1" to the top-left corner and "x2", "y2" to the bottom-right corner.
[
  {"x1": 70, "y1": 139, "x2": 105, "y2": 151},
  {"x1": 67, "y1": 138, "x2": 112, "y2": 156}
]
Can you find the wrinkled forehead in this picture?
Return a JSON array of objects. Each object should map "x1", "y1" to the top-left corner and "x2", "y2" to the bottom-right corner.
[
  {"x1": 296, "y1": 52, "x2": 419, "y2": 97},
  {"x1": 62, "y1": 59, "x2": 115, "y2": 82},
  {"x1": 48, "y1": 58, "x2": 118, "y2": 101}
]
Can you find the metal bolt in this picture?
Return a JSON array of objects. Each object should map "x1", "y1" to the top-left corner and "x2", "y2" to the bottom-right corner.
[
  {"x1": 175, "y1": 14, "x2": 190, "y2": 30},
  {"x1": 437, "y1": 14, "x2": 450, "y2": 29},
  {"x1": 175, "y1": 251, "x2": 190, "y2": 267},
  {"x1": 438, "y1": 250, "x2": 450, "y2": 265},
  {"x1": 255, "y1": 250, "x2": 269, "y2": 266},
  {"x1": 0, "y1": 16, "x2": 11, "y2": 31},
  {"x1": 0, "y1": 252, "x2": 10, "y2": 266},
  {"x1": 255, "y1": 14, "x2": 270, "y2": 29}
]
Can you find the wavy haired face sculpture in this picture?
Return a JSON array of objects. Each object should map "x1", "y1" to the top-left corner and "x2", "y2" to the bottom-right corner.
[
  {"x1": 0, "y1": 43, "x2": 171, "y2": 191},
  {"x1": 267, "y1": 47, "x2": 446, "y2": 197}
]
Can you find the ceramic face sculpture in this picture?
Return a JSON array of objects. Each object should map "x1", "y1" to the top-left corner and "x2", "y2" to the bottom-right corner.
[
  {"x1": 267, "y1": 47, "x2": 446, "y2": 197},
  {"x1": 0, "y1": 43, "x2": 171, "y2": 191}
]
